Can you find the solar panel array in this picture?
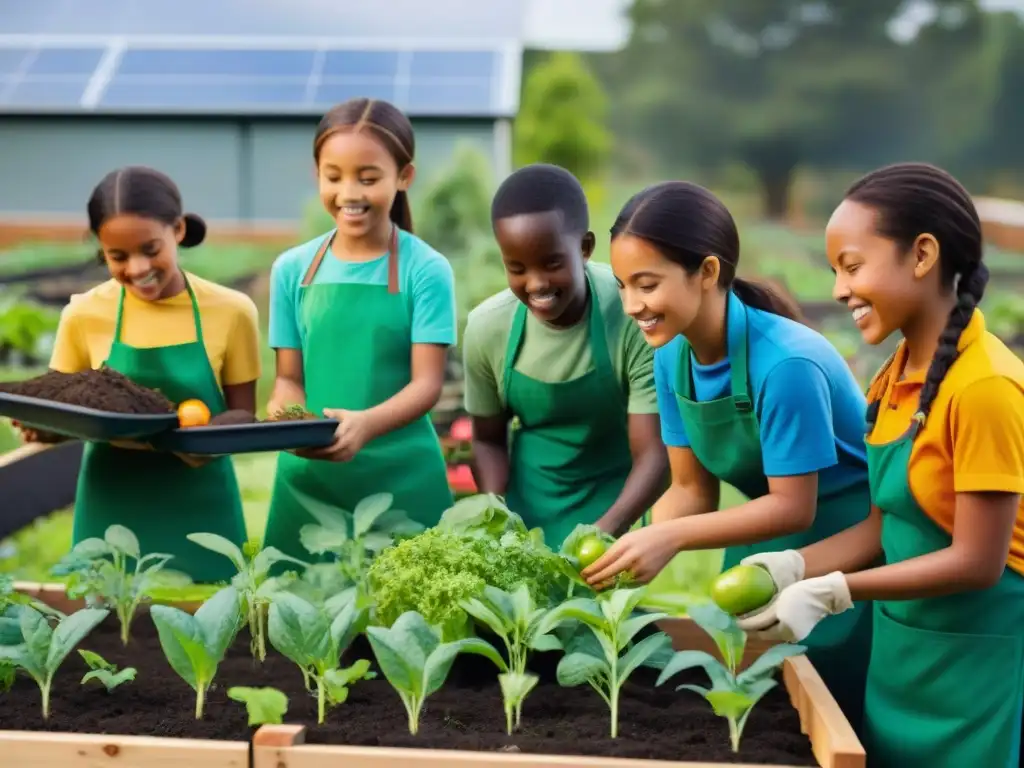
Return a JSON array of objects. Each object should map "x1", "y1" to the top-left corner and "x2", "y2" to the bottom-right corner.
[{"x1": 0, "y1": 40, "x2": 518, "y2": 117}]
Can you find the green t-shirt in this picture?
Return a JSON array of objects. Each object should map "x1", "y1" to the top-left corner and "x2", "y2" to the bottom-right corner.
[{"x1": 462, "y1": 262, "x2": 659, "y2": 418}]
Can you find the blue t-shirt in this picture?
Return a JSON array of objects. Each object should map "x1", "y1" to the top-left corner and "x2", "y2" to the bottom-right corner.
[
  {"x1": 269, "y1": 229, "x2": 457, "y2": 350},
  {"x1": 654, "y1": 293, "x2": 868, "y2": 499}
]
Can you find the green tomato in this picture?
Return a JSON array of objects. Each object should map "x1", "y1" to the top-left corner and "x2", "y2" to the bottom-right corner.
[
  {"x1": 710, "y1": 564, "x2": 777, "y2": 616},
  {"x1": 575, "y1": 535, "x2": 608, "y2": 568}
]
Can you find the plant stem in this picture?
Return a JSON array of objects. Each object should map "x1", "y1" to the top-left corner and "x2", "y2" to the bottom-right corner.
[
  {"x1": 515, "y1": 699, "x2": 523, "y2": 728},
  {"x1": 316, "y1": 678, "x2": 326, "y2": 724},
  {"x1": 402, "y1": 695, "x2": 420, "y2": 735},
  {"x1": 505, "y1": 703, "x2": 514, "y2": 735},
  {"x1": 609, "y1": 673, "x2": 620, "y2": 739},
  {"x1": 118, "y1": 604, "x2": 131, "y2": 645},
  {"x1": 729, "y1": 717, "x2": 740, "y2": 753},
  {"x1": 40, "y1": 678, "x2": 51, "y2": 720},
  {"x1": 195, "y1": 684, "x2": 206, "y2": 719}
]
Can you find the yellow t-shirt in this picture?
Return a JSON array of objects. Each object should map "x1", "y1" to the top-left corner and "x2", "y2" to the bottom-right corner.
[
  {"x1": 867, "y1": 309, "x2": 1024, "y2": 574},
  {"x1": 49, "y1": 273, "x2": 262, "y2": 387}
]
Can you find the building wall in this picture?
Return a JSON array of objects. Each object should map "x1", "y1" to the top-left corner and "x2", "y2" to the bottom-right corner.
[{"x1": 0, "y1": 116, "x2": 499, "y2": 223}]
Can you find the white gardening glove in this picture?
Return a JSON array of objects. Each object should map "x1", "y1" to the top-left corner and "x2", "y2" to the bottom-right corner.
[
  {"x1": 740, "y1": 549, "x2": 805, "y2": 592},
  {"x1": 736, "y1": 572, "x2": 852, "y2": 643}
]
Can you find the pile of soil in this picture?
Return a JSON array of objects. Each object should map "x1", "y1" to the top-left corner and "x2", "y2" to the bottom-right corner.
[
  {"x1": 0, "y1": 617, "x2": 816, "y2": 765},
  {"x1": 0, "y1": 368, "x2": 174, "y2": 415},
  {"x1": 268, "y1": 405, "x2": 318, "y2": 422},
  {"x1": 208, "y1": 409, "x2": 259, "y2": 426}
]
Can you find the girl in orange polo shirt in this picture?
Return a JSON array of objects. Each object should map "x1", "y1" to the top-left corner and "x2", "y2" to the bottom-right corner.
[{"x1": 737, "y1": 162, "x2": 1024, "y2": 768}]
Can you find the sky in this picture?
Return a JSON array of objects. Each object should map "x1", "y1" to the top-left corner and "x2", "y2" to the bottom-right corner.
[{"x1": 524, "y1": 0, "x2": 1024, "y2": 51}]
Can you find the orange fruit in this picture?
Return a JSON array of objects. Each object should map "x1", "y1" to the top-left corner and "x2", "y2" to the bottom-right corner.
[{"x1": 177, "y1": 399, "x2": 211, "y2": 428}]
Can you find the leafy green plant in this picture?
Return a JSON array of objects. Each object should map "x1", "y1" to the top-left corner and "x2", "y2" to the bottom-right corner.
[
  {"x1": 228, "y1": 686, "x2": 289, "y2": 725},
  {"x1": 0, "y1": 575, "x2": 65, "y2": 619},
  {"x1": 151, "y1": 586, "x2": 244, "y2": 719},
  {"x1": 459, "y1": 584, "x2": 562, "y2": 731},
  {"x1": 298, "y1": 491, "x2": 424, "y2": 598},
  {"x1": 656, "y1": 603, "x2": 806, "y2": 752},
  {"x1": 366, "y1": 610, "x2": 506, "y2": 734},
  {"x1": 547, "y1": 586, "x2": 673, "y2": 738},
  {"x1": 267, "y1": 591, "x2": 374, "y2": 724},
  {"x1": 0, "y1": 605, "x2": 108, "y2": 718},
  {"x1": 52, "y1": 524, "x2": 189, "y2": 645},
  {"x1": 78, "y1": 649, "x2": 136, "y2": 691},
  {"x1": 186, "y1": 533, "x2": 307, "y2": 662}
]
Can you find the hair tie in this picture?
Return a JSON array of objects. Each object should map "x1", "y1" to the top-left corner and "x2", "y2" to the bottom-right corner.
[{"x1": 912, "y1": 410, "x2": 926, "y2": 425}]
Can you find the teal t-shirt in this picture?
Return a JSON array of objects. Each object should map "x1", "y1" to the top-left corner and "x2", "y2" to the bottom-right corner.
[{"x1": 269, "y1": 229, "x2": 457, "y2": 350}]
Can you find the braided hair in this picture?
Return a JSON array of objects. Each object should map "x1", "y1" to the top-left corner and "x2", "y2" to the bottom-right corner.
[{"x1": 849, "y1": 163, "x2": 989, "y2": 431}]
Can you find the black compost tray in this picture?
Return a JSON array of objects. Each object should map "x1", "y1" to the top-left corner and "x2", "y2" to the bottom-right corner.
[
  {"x1": 0, "y1": 393, "x2": 179, "y2": 441},
  {"x1": 151, "y1": 418, "x2": 339, "y2": 456}
]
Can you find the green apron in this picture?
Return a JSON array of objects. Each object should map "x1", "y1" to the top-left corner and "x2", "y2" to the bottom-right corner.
[
  {"x1": 263, "y1": 228, "x2": 453, "y2": 562},
  {"x1": 502, "y1": 267, "x2": 633, "y2": 549},
  {"x1": 72, "y1": 280, "x2": 246, "y2": 584},
  {"x1": 673, "y1": 293, "x2": 872, "y2": 733},
  {"x1": 863, "y1": 416, "x2": 1024, "y2": 767}
]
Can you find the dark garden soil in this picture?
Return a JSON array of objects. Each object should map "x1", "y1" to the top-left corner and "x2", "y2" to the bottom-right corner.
[
  {"x1": 0, "y1": 615, "x2": 817, "y2": 765},
  {"x1": 0, "y1": 368, "x2": 174, "y2": 414}
]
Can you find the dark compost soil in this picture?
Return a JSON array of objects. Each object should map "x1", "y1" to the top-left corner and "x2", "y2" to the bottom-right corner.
[
  {"x1": 208, "y1": 409, "x2": 260, "y2": 426},
  {"x1": 0, "y1": 616, "x2": 817, "y2": 765},
  {"x1": 0, "y1": 368, "x2": 174, "y2": 414}
]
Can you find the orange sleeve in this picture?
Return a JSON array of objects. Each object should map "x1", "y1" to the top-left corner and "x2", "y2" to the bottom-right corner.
[{"x1": 951, "y1": 376, "x2": 1024, "y2": 495}]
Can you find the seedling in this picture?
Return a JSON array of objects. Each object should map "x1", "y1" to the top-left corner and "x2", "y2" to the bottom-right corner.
[
  {"x1": 227, "y1": 686, "x2": 289, "y2": 726},
  {"x1": 0, "y1": 605, "x2": 109, "y2": 718},
  {"x1": 267, "y1": 591, "x2": 374, "y2": 724},
  {"x1": 186, "y1": 533, "x2": 307, "y2": 661},
  {"x1": 366, "y1": 610, "x2": 506, "y2": 735},
  {"x1": 298, "y1": 492, "x2": 424, "y2": 599},
  {"x1": 0, "y1": 575, "x2": 65, "y2": 619},
  {"x1": 460, "y1": 584, "x2": 562, "y2": 730},
  {"x1": 556, "y1": 525, "x2": 627, "y2": 598},
  {"x1": 51, "y1": 524, "x2": 187, "y2": 645},
  {"x1": 151, "y1": 585, "x2": 244, "y2": 719},
  {"x1": 656, "y1": 602, "x2": 806, "y2": 752},
  {"x1": 78, "y1": 649, "x2": 136, "y2": 692},
  {"x1": 546, "y1": 586, "x2": 673, "y2": 738}
]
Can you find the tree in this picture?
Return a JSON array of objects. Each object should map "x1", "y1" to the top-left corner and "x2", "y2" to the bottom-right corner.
[
  {"x1": 617, "y1": 0, "x2": 984, "y2": 219},
  {"x1": 414, "y1": 144, "x2": 495, "y2": 260},
  {"x1": 514, "y1": 52, "x2": 613, "y2": 188}
]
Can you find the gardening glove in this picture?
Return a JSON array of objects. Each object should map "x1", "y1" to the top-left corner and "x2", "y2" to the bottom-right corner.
[
  {"x1": 736, "y1": 572, "x2": 852, "y2": 643},
  {"x1": 740, "y1": 549, "x2": 805, "y2": 593}
]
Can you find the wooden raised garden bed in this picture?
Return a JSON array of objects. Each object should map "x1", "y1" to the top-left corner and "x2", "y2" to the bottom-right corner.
[{"x1": 1, "y1": 581, "x2": 864, "y2": 768}]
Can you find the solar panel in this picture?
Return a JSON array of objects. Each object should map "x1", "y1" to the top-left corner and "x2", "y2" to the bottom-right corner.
[{"x1": 0, "y1": 40, "x2": 516, "y2": 117}]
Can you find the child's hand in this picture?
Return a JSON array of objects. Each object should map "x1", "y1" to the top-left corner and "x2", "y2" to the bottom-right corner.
[{"x1": 293, "y1": 409, "x2": 375, "y2": 462}]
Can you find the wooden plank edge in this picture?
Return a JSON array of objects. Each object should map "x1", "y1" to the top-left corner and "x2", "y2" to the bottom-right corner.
[
  {"x1": 0, "y1": 730, "x2": 249, "y2": 767},
  {"x1": 783, "y1": 657, "x2": 865, "y2": 768},
  {"x1": 657, "y1": 618, "x2": 777, "y2": 670},
  {"x1": 13, "y1": 580, "x2": 205, "y2": 615}
]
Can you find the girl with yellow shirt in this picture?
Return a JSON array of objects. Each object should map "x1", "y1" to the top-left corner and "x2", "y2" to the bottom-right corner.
[
  {"x1": 18, "y1": 166, "x2": 262, "y2": 583},
  {"x1": 738, "y1": 163, "x2": 1024, "y2": 768}
]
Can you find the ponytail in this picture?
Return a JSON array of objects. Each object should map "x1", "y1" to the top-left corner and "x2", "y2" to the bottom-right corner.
[
  {"x1": 731, "y1": 277, "x2": 803, "y2": 322},
  {"x1": 916, "y1": 263, "x2": 989, "y2": 425},
  {"x1": 390, "y1": 189, "x2": 413, "y2": 234}
]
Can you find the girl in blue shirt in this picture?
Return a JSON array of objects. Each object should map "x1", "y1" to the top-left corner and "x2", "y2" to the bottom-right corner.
[
  {"x1": 583, "y1": 181, "x2": 873, "y2": 733},
  {"x1": 263, "y1": 98, "x2": 456, "y2": 559}
]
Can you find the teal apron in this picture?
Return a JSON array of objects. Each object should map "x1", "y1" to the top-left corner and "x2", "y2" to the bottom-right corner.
[
  {"x1": 263, "y1": 229, "x2": 453, "y2": 562},
  {"x1": 674, "y1": 293, "x2": 872, "y2": 733},
  {"x1": 72, "y1": 280, "x2": 246, "y2": 583},
  {"x1": 863, "y1": 406, "x2": 1024, "y2": 766},
  {"x1": 502, "y1": 267, "x2": 633, "y2": 549}
]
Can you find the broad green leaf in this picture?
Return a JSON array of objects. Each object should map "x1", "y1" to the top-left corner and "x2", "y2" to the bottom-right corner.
[
  {"x1": 78, "y1": 649, "x2": 114, "y2": 671},
  {"x1": 676, "y1": 682, "x2": 710, "y2": 697},
  {"x1": 194, "y1": 587, "x2": 243, "y2": 661},
  {"x1": 328, "y1": 601, "x2": 364, "y2": 653},
  {"x1": 706, "y1": 689, "x2": 755, "y2": 719},
  {"x1": 252, "y1": 547, "x2": 307, "y2": 577},
  {"x1": 82, "y1": 666, "x2": 136, "y2": 690},
  {"x1": 227, "y1": 686, "x2": 289, "y2": 725},
  {"x1": 268, "y1": 593, "x2": 329, "y2": 667},
  {"x1": 299, "y1": 493, "x2": 351, "y2": 533},
  {"x1": 299, "y1": 525, "x2": 348, "y2": 555},
  {"x1": 70, "y1": 538, "x2": 110, "y2": 559},
  {"x1": 736, "y1": 678, "x2": 778, "y2": 734},
  {"x1": 656, "y1": 649, "x2": 723, "y2": 687},
  {"x1": 535, "y1": 598, "x2": 604, "y2": 635},
  {"x1": 616, "y1": 611, "x2": 668, "y2": 648},
  {"x1": 20, "y1": 609, "x2": 53, "y2": 668},
  {"x1": 602, "y1": 587, "x2": 648, "y2": 623},
  {"x1": 329, "y1": 658, "x2": 373, "y2": 687},
  {"x1": 737, "y1": 643, "x2": 806, "y2": 686},
  {"x1": 353, "y1": 492, "x2": 395, "y2": 537},
  {"x1": 424, "y1": 636, "x2": 505, "y2": 695},
  {"x1": 529, "y1": 633, "x2": 562, "y2": 652},
  {"x1": 687, "y1": 602, "x2": 735, "y2": 633},
  {"x1": 186, "y1": 534, "x2": 246, "y2": 572},
  {"x1": 371, "y1": 508, "x2": 426, "y2": 539},
  {"x1": 461, "y1": 597, "x2": 508, "y2": 637},
  {"x1": 105, "y1": 525, "x2": 140, "y2": 559},
  {"x1": 0, "y1": 616, "x2": 21, "y2": 645},
  {"x1": 556, "y1": 651, "x2": 608, "y2": 687},
  {"x1": 617, "y1": 632, "x2": 672, "y2": 681},
  {"x1": 367, "y1": 624, "x2": 423, "y2": 697},
  {"x1": 151, "y1": 606, "x2": 203, "y2": 689}
]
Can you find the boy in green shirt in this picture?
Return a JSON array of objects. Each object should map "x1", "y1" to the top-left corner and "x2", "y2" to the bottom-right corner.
[{"x1": 462, "y1": 163, "x2": 668, "y2": 547}]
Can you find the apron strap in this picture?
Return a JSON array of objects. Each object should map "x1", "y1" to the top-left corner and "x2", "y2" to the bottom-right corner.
[
  {"x1": 112, "y1": 274, "x2": 206, "y2": 345},
  {"x1": 501, "y1": 269, "x2": 608, "y2": 407},
  {"x1": 677, "y1": 291, "x2": 752, "y2": 412},
  {"x1": 301, "y1": 226, "x2": 400, "y2": 294}
]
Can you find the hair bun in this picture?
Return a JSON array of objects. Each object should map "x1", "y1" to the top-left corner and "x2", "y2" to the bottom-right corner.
[{"x1": 180, "y1": 213, "x2": 207, "y2": 248}]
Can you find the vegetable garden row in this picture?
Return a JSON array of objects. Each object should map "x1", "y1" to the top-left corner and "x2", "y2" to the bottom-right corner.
[{"x1": 0, "y1": 493, "x2": 864, "y2": 767}]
